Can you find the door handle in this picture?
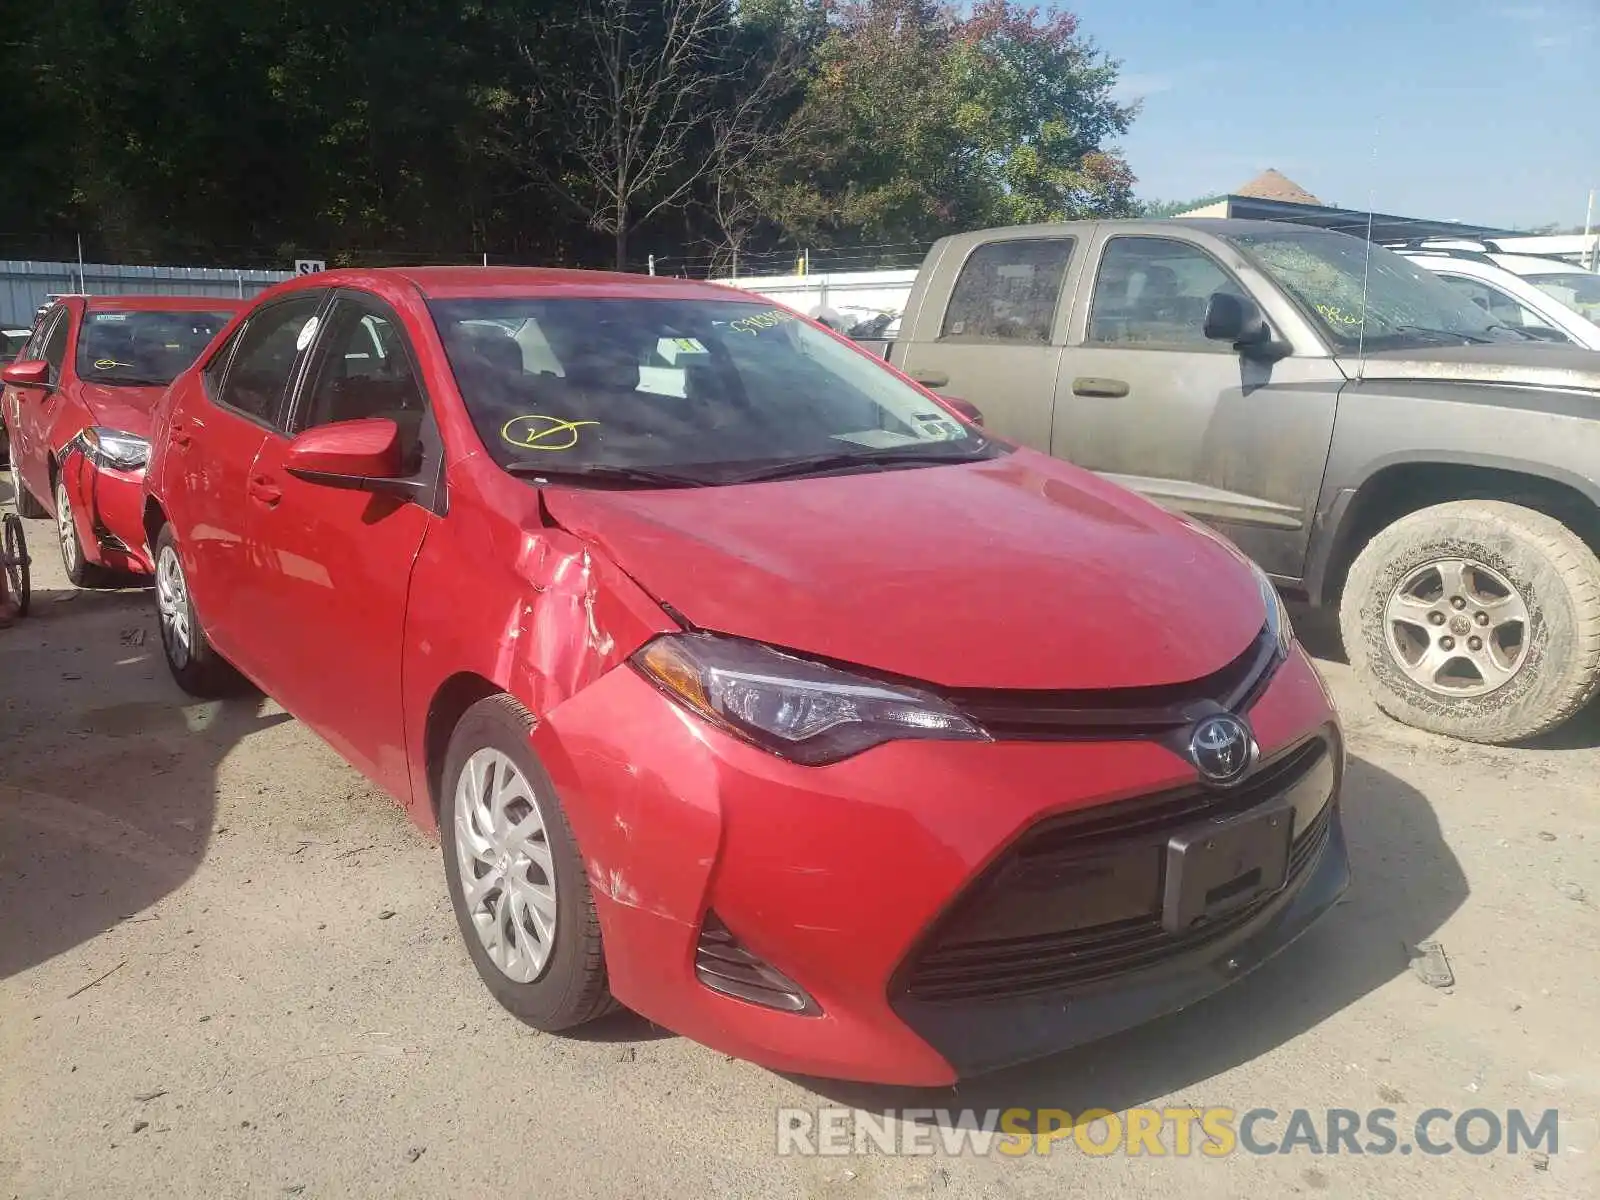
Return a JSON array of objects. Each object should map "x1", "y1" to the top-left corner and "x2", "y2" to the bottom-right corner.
[
  {"x1": 1072, "y1": 377, "x2": 1130, "y2": 398},
  {"x1": 248, "y1": 476, "x2": 282, "y2": 507},
  {"x1": 909, "y1": 369, "x2": 950, "y2": 389}
]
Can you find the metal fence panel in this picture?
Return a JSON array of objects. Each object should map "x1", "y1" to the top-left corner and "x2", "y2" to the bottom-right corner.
[{"x1": 0, "y1": 261, "x2": 294, "y2": 326}]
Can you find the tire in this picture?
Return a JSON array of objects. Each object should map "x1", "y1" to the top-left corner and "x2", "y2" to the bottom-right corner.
[
  {"x1": 152, "y1": 523, "x2": 248, "y2": 697},
  {"x1": 2, "y1": 513, "x2": 29, "y2": 616},
  {"x1": 55, "y1": 475, "x2": 117, "y2": 588},
  {"x1": 1340, "y1": 500, "x2": 1600, "y2": 743},
  {"x1": 440, "y1": 693, "x2": 615, "y2": 1030},
  {"x1": 10, "y1": 456, "x2": 45, "y2": 518}
]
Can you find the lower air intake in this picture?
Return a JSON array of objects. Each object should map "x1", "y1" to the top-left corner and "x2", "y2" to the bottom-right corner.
[{"x1": 695, "y1": 913, "x2": 819, "y2": 1015}]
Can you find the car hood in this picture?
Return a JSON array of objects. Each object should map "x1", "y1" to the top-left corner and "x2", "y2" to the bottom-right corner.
[
  {"x1": 74, "y1": 382, "x2": 167, "y2": 436},
  {"x1": 1336, "y1": 344, "x2": 1600, "y2": 391},
  {"x1": 541, "y1": 450, "x2": 1267, "y2": 691}
]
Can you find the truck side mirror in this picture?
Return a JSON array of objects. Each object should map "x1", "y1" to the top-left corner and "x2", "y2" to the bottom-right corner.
[{"x1": 1204, "y1": 292, "x2": 1272, "y2": 350}]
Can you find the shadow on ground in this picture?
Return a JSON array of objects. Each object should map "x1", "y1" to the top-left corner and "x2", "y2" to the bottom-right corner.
[
  {"x1": 793, "y1": 754, "x2": 1466, "y2": 1117},
  {"x1": 0, "y1": 584, "x2": 289, "y2": 979}
]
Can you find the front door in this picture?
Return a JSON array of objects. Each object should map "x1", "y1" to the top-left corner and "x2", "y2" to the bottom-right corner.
[
  {"x1": 16, "y1": 306, "x2": 71, "y2": 504},
  {"x1": 170, "y1": 292, "x2": 327, "y2": 673},
  {"x1": 242, "y1": 290, "x2": 435, "y2": 797},
  {"x1": 1050, "y1": 232, "x2": 1342, "y2": 581}
]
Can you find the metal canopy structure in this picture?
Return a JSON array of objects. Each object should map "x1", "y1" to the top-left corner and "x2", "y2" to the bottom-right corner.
[{"x1": 1209, "y1": 195, "x2": 1522, "y2": 244}]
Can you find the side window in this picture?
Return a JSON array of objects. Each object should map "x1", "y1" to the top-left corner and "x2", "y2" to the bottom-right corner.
[
  {"x1": 216, "y1": 295, "x2": 325, "y2": 427},
  {"x1": 201, "y1": 325, "x2": 246, "y2": 397},
  {"x1": 38, "y1": 309, "x2": 71, "y2": 381},
  {"x1": 295, "y1": 295, "x2": 429, "y2": 460},
  {"x1": 22, "y1": 309, "x2": 59, "y2": 361},
  {"x1": 940, "y1": 238, "x2": 1074, "y2": 343},
  {"x1": 1087, "y1": 237, "x2": 1247, "y2": 348}
]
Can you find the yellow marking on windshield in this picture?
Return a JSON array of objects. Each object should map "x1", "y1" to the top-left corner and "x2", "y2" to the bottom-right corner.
[
  {"x1": 730, "y1": 309, "x2": 795, "y2": 336},
  {"x1": 1315, "y1": 303, "x2": 1362, "y2": 328},
  {"x1": 93, "y1": 358, "x2": 132, "y2": 370},
  {"x1": 501, "y1": 414, "x2": 599, "y2": 452}
]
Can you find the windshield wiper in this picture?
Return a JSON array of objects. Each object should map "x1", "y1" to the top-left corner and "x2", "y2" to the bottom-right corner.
[
  {"x1": 1388, "y1": 325, "x2": 1493, "y2": 345},
  {"x1": 501, "y1": 462, "x2": 711, "y2": 489},
  {"x1": 726, "y1": 444, "x2": 991, "y2": 484}
]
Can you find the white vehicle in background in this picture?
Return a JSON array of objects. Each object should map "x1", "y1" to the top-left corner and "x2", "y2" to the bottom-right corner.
[{"x1": 1394, "y1": 241, "x2": 1600, "y2": 351}]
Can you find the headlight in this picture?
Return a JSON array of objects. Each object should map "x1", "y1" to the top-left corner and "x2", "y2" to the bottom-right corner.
[
  {"x1": 81, "y1": 427, "x2": 150, "y2": 470},
  {"x1": 633, "y1": 632, "x2": 989, "y2": 765},
  {"x1": 1252, "y1": 562, "x2": 1294, "y2": 655}
]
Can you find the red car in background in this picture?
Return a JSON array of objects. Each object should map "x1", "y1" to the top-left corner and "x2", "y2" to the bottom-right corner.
[
  {"x1": 2, "y1": 296, "x2": 242, "y2": 584},
  {"x1": 142, "y1": 267, "x2": 1348, "y2": 1085}
]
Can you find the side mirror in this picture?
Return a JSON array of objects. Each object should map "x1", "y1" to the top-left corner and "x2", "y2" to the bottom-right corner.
[
  {"x1": 1204, "y1": 292, "x2": 1273, "y2": 352},
  {"x1": 939, "y1": 396, "x2": 984, "y2": 427},
  {"x1": 284, "y1": 417, "x2": 406, "y2": 491},
  {"x1": 3, "y1": 360, "x2": 51, "y2": 390}
]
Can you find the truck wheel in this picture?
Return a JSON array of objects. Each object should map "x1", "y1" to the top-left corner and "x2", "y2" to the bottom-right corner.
[{"x1": 1340, "y1": 500, "x2": 1600, "y2": 743}]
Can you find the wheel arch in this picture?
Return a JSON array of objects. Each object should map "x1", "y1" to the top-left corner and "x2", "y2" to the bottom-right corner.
[
  {"x1": 422, "y1": 671, "x2": 505, "y2": 822},
  {"x1": 1312, "y1": 453, "x2": 1600, "y2": 608}
]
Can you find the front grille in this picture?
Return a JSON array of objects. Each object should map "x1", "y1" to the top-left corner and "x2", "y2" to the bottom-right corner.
[
  {"x1": 899, "y1": 734, "x2": 1336, "y2": 1003},
  {"x1": 944, "y1": 623, "x2": 1280, "y2": 740}
]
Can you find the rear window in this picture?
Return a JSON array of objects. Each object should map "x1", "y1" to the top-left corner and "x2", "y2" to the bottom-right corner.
[{"x1": 77, "y1": 309, "x2": 237, "y2": 387}]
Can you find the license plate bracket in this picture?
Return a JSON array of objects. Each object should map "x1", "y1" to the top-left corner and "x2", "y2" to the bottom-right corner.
[{"x1": 1162, "y1": 805, "x2": 1293, "y2": 934}]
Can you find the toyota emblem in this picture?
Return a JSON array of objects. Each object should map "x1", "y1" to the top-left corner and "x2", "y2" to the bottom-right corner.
[{"x1": 1188, "y1": 713, "x2": 1256, "y2": 785}]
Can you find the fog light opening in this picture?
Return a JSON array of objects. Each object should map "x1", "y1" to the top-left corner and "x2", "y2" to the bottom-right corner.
[{"x1": 695, "y1": 912, "x2": 820, "y2": 1016}]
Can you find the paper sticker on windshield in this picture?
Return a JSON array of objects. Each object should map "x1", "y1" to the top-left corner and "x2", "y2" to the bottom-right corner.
[
  {"x1": 502, "y1": 414, "x2": 598, "y2": 452},
  {"x1": 656, "y1": 336, "x2": 708, "y2": 363},
  {"x1": 730, "y1": 309, "x2": 795, "y2": 336},
  {"x1": 294, "y1": 315, "x2": 320, "y2": 351},
  {"x1": 914, "y1": 414, "x2": 961, "y2": 440},
  {"x1": 91, "y1": 313, "x2": 128, "y2": 322}
]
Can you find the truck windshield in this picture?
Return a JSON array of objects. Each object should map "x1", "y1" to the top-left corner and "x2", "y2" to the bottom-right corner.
[
  {"x1": 1227, "y1": 230, "x2": 1521, "y2": 351},
  {"x1": 429, "y1": 296, "x2": 992, "y2": 485}
]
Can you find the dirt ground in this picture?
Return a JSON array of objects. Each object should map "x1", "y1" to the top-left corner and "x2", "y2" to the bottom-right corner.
[{"x1": 3, "y1": 498, "x2": 1599, "y2": 1200}]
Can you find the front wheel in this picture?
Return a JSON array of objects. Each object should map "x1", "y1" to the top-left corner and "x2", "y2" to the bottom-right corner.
[
  {"x1": 10, "y1": 455, "x2": 44, "y2": 519},
  {"x1": 55, "y1": 476, "x2": 115, "y2": 588},
  {"x1": 441, "y1": 694, "x2": 615, "y2": 1029},
  {"x1": 153, "y1": 524, "x2": 247, "y2": 697},
  {"x1": 1340, "y1": 500, "x2": 1600, "y2": 743}
]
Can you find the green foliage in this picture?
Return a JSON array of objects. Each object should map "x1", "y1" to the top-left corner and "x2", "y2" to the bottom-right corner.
[{"x1": 0, "y1": 0, "x2": 1140, "y2": 269}]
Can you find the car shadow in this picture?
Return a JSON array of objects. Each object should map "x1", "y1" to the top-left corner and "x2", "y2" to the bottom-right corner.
[
  {"x1": 790, "y1": 755, "x2": 1467, "y2": 1116},
  {"x1": 0, "y1": 585, "x2": 290, "y2": 980},
  {"x1": 1288, "y1": 601, "x2": 1345, "y2": 665}
]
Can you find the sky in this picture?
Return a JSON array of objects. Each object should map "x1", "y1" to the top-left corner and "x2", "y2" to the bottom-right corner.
[{"x1": 1067, "y1": 0, "x2": 1599, "y2": 230}]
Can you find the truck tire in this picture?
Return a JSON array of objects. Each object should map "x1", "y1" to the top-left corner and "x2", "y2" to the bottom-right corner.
[{"x1": 1340, "y1": 500, "x2": 1600, "y2": 743}]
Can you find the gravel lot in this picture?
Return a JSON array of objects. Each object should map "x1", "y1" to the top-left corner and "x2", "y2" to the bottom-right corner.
[{"x1": 3, "y1": 496, "x2": 1599, "y2": 1199}]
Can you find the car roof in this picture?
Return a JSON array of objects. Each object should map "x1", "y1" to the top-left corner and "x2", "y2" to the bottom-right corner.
[
  {"x1": 82, "y1": 295, "x2": 249, "y2": 312},
  {"x1": 930, "y1": 217, "x2": 1357, "y2": 246},
  {"x1": 277, "y1": 265, "x2": 762, "y2": 304}
]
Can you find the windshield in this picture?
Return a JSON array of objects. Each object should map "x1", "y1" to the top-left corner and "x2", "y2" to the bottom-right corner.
[
  {"x1": 1524, "y1": 272, "x2": 1600, "y2": 326},
  {"x1": 77, "y1": 309, "x2": 236, "y2": 386},
  {"x1": 429, "y1": 297, "x2": 993, "y2": 485},
  {"x1": 1227, "y1": 230, "x2": 1520, "y2": 351}
]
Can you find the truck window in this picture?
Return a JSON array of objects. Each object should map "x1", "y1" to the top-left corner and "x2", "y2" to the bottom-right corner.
[
  {"x1": 1086, "y1": 237, "x2": 1245, "y2": 349},
  {"x1": 940, "y1": 238, "x2": 1074, "y2": 344}
]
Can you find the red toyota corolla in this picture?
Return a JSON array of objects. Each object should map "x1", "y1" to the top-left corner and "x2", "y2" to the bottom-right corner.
[
  {"x1": 2, "y1": 295, "x2": 243, "y2": 584},
  {"x1": 142, "y1": 267, "x2": 1348, "y2": 1085}
]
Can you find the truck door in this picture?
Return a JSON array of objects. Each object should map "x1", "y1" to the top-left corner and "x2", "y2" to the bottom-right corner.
[
  {"x1": 892, "y1": 234, "x2": 1082, "y2": 452},
  {"x1": 1049, "y1": 229, "x2": 1343, "y2": 583}
]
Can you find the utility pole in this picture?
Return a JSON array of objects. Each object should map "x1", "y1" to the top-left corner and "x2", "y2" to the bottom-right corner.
[{"x1": 1585, "y1": 189, "x2": 1597, "y2": 272}]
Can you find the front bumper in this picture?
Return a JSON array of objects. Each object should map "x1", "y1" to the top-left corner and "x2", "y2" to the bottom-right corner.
[
  {"x1": 536, "y1": 645, "x2": 1346, "y2": 1086},
  {"x1": 60, "y1": 450, "x2": 151, "y2": 574}
]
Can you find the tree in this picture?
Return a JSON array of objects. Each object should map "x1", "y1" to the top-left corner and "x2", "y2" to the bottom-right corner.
[{"x1": 756, "y1": 0, "x2": 1138, "y2": 247}]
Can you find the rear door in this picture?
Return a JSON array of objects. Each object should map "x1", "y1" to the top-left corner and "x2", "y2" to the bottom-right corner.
[
  {"x1": 1049, "y1": 230, "x2": 1343, "y2": 581},
  {"x1": 165, "y1": 292, "x2": 328, "y2": 674},
  {"x1": 892, "y1": 234, "x2": 1082, "y2": 451},
  {"x1": 241, "y1": 290, "x2": 437, "y2": 796}
]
